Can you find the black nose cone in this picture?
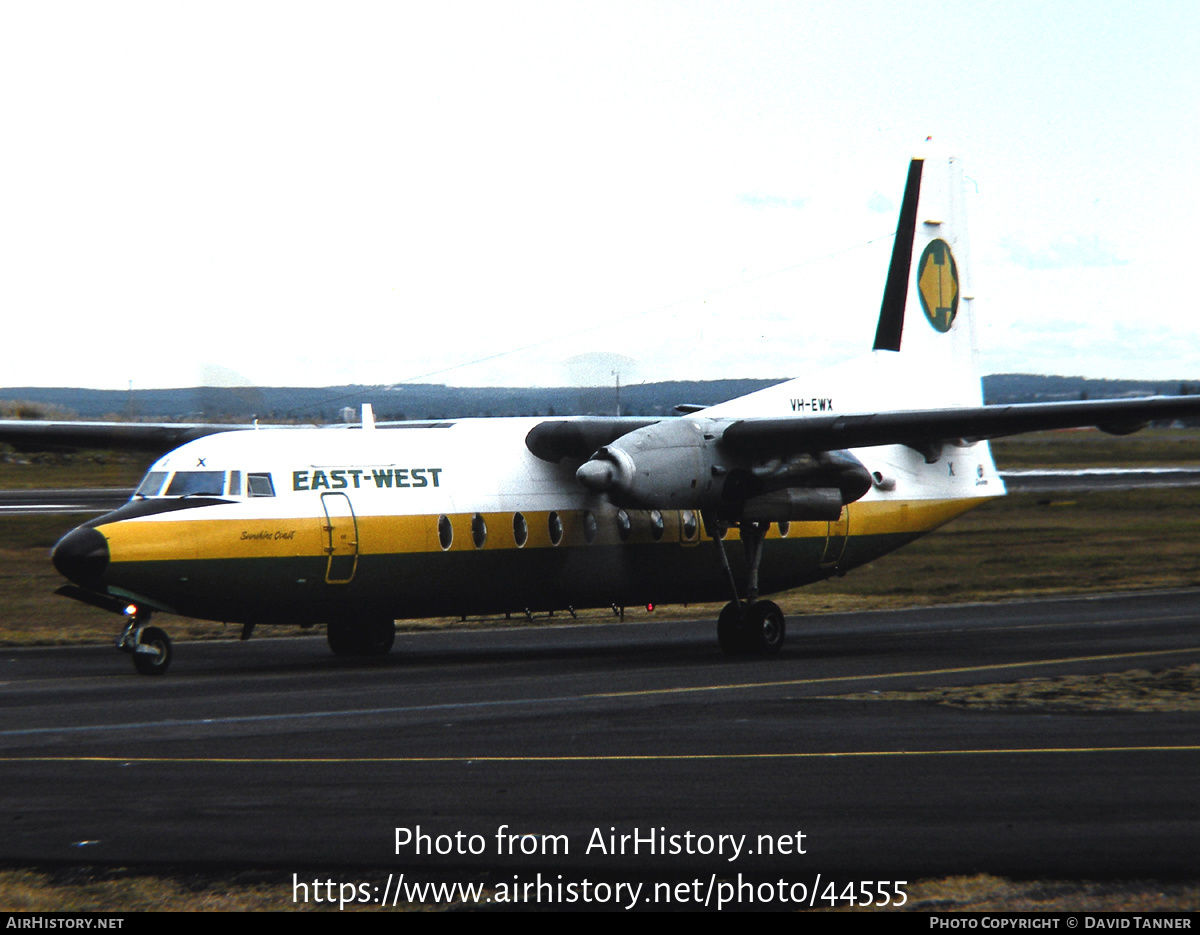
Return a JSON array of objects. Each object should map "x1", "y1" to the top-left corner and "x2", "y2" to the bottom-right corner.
[{"x1": 52, "y1": 526, "x2": 110, "y2": 591}]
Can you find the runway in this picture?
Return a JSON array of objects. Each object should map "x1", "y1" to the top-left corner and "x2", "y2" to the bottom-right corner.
[
  {"x1": 0, "y1": 488, "x2": 131, "y2": 515},
  {"x1": 2, "y1": 590, "x2": 1199, "y2": 882}
]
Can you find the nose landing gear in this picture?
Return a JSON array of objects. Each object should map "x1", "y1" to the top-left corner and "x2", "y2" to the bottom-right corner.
[{"x1": 118, "y1": 611, "x2": 173, "y2": 676}]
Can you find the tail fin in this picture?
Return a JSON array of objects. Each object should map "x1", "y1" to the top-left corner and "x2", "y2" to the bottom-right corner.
[
  {"x1": 871, "y1": 154, "x2": 981, "y2": 406},
  {"x1": 701, "y1": 153, "x2": 981, "y2": 419}
]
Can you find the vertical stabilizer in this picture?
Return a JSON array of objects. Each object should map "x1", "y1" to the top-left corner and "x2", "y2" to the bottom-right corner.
[
  {"x1": 872, "y1": 153, "x2": 980, "y2": 406},
  {"x1": 700, "y1": 152, "x2": 982, "y2": 420}
]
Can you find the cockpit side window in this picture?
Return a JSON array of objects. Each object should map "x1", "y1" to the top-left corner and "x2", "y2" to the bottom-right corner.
[
  {"x1": 165, "y1": 471, "x2": 226, "y2": 497},
  {"x1": 227, "y1": 471, "x2": 243, "y2": 497},
  {"x1": 134, "y1": 471, "x2": 168, "y2": 498},
  {"x1": 247, "y1": 473, "x2": 275, "y2": 497}
]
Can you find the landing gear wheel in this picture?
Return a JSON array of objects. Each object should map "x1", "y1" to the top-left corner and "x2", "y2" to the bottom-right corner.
[
  {"x1": 717, "y1": 602, "x2": 748, "y2": 656},
  {"x1": 717, "y1": 601, "x2": 785, "y2": 656},
  {"x1": 327, "y1": 618, "x2": 396, "y2": 657},
  {"x1": 743, "y1": 600, "x2": 785, "y2": 655},
  {"x1": 363, "y1": 617, "x2": 396, "y2": 656},
  {"x1": 326, "y1": 619, "x2": 358, "y2": 656},
  {"x1": 131, "y1": 626, "x2": 172, "y2": 676}
]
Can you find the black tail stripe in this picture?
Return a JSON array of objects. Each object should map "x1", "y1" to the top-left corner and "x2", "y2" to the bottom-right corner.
[{"x1": 872, "y1": 158, "x2": 924, "y2": 352}]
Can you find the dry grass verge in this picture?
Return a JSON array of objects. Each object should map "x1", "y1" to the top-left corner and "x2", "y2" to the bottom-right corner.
[{"x1": 3, "y1": 868, "x2": 1199, "y2": 912}]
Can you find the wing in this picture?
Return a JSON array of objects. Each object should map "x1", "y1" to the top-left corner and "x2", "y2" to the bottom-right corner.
[
  {"x1": 555, "y1": 392, "x2": 1200, "y2": 524},
  {"x1": 0, "y1": 420, "x2": 255, "y2": 453},
  {"x1": 718, "y1": 395, "x2": 1200, "y2": 459}
]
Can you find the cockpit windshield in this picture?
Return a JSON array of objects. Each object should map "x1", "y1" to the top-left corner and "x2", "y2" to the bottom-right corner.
[
  {"x1": 133, "y1": 469, "x2": 274, "y2": 499},
  {"x1": 165, "y1": 471, "x2": 226, "y2": 497},
  {"x1": 134, "y1": 472, "x2": 168, "y2": 497}
]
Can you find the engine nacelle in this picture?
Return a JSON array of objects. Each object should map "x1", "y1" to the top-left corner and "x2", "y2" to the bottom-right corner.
[
  {"x1": 739, "y1": 488, "x2": 844, "y2": 523},
  {"x1": 575, "y1": 418, "x2": 872, "y2": 519},
  {"x1": 576, "y1": 418, "x2": 724, "y2": 507}
]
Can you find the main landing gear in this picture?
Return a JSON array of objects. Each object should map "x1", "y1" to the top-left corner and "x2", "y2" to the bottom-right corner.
[
  {"x1": 118, "y1": 611, "x2": 172, "y2": 676},
  {"x1": 709, "y1": 516, "x2": 787, "y2": 657},
  {"x1": 717, "y1": 599, "x2": 786, "y2": 656},
  {"x1": 326, "y1": 617, "x2": 396, "y2": 657}
]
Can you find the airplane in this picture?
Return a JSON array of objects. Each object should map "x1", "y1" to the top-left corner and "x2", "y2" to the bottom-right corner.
[{"x1": 11, "y1": 153, "x2": 1200, "y2": 675}]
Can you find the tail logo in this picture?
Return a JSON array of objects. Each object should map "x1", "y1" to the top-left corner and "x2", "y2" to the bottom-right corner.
[{"x1": 916, "y1": 239, "x2": 959, "y2": 333}]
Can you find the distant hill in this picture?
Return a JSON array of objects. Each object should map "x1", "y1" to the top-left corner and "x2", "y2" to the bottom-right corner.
[
  {"x1": 983, "y1": 374, "x2": 1200, "y2": 404},
  {"x1": 0, "y1": 375, "x2": 1196, "y2": 422},
  {"x1": 0, "y1": 380, "x2": 782, "y2": 422}
]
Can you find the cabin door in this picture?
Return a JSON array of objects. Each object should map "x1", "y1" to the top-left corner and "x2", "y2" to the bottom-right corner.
[
  {"x1": 320, "y1": 492, "x2": 359, "y2": 584},
  {"x1": 820, "y1": 505, "x2": 849, "y2": 572}
]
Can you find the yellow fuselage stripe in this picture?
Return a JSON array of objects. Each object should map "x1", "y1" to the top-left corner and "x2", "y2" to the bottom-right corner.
[{"x1": 96, "y1": 497, "x2": 991, "y2": 563}]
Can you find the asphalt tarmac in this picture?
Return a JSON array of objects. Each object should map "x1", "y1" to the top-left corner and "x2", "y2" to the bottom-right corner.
[{"x1": 2, "y1": 590, "x2": 1198, "y2": 884}]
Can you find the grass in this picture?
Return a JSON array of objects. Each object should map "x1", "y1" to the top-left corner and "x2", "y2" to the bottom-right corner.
[
  {"x1": 0, "y1": 869, "x2": 314, "y2": 912},
  {"x1": 898, "y1": 876, "x2": 1200, "y2": 912},
  {"x1": 990, "y1": 426, "x2": 1200, "y2": 468},
  {"x1": 0, "y1": 450, "x2": 153, "y2": 489},
  {"x1": 2, "y1": 867, "x2": 1197, "y2": 912},
  {"x1": 834, "y1": 662, "x2": 1200, "y2": 712},
  {"x1": 796, "y1": 486, "x2": 1200, "y2": 612}
]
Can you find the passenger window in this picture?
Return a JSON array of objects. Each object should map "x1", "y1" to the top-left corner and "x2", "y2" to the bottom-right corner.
[
  {"x1": 247, "y1": 473, "x2": 275, "y2": 497},
  {"x1": 512, "y1": 512, "x2": 528, "y2": 548},
  {"x1": 471, "y1": 513, "x2": 488, "y2": 549},
  {"x1": 616, "y1": 510, "x2": 632, "y2": 542},
  {"x1": 438, "y1": 515, "x2": 453, "y2": 550},
  {"x1": 548, "y1": 511, "x2": 563, "y2": 546}
]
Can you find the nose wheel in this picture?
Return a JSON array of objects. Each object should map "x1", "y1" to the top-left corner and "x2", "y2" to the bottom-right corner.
[{"x1": 118, "y1": 614, "x2": 173, "y2": 676}]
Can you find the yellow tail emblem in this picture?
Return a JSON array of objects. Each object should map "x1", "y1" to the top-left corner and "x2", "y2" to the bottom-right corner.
[{"x1": 917, "y1": 239, "x2": 959, "y2": 333}]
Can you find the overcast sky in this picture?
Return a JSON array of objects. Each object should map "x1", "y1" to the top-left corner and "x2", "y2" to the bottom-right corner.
[{"x1": 2, "y1": 1, "x2": 1197, "y2": 390}]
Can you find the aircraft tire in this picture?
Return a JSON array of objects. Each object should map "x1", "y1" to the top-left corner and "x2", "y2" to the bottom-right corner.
[
  {"x1": 744, "y1": 600, "x2": 785, "y2": 655},
  {"x1": 717, "y1": 602, "x2": 748, "y2": 656},
  {"x1": 363, "y1": 617, "x2": 396, "y2": 656},
  {"x1": 131, "y1": 626, "x2": 172, "y2": 676},
  {"x1": 326, "y1": 620, "x2": 358, "y2": 656}
]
